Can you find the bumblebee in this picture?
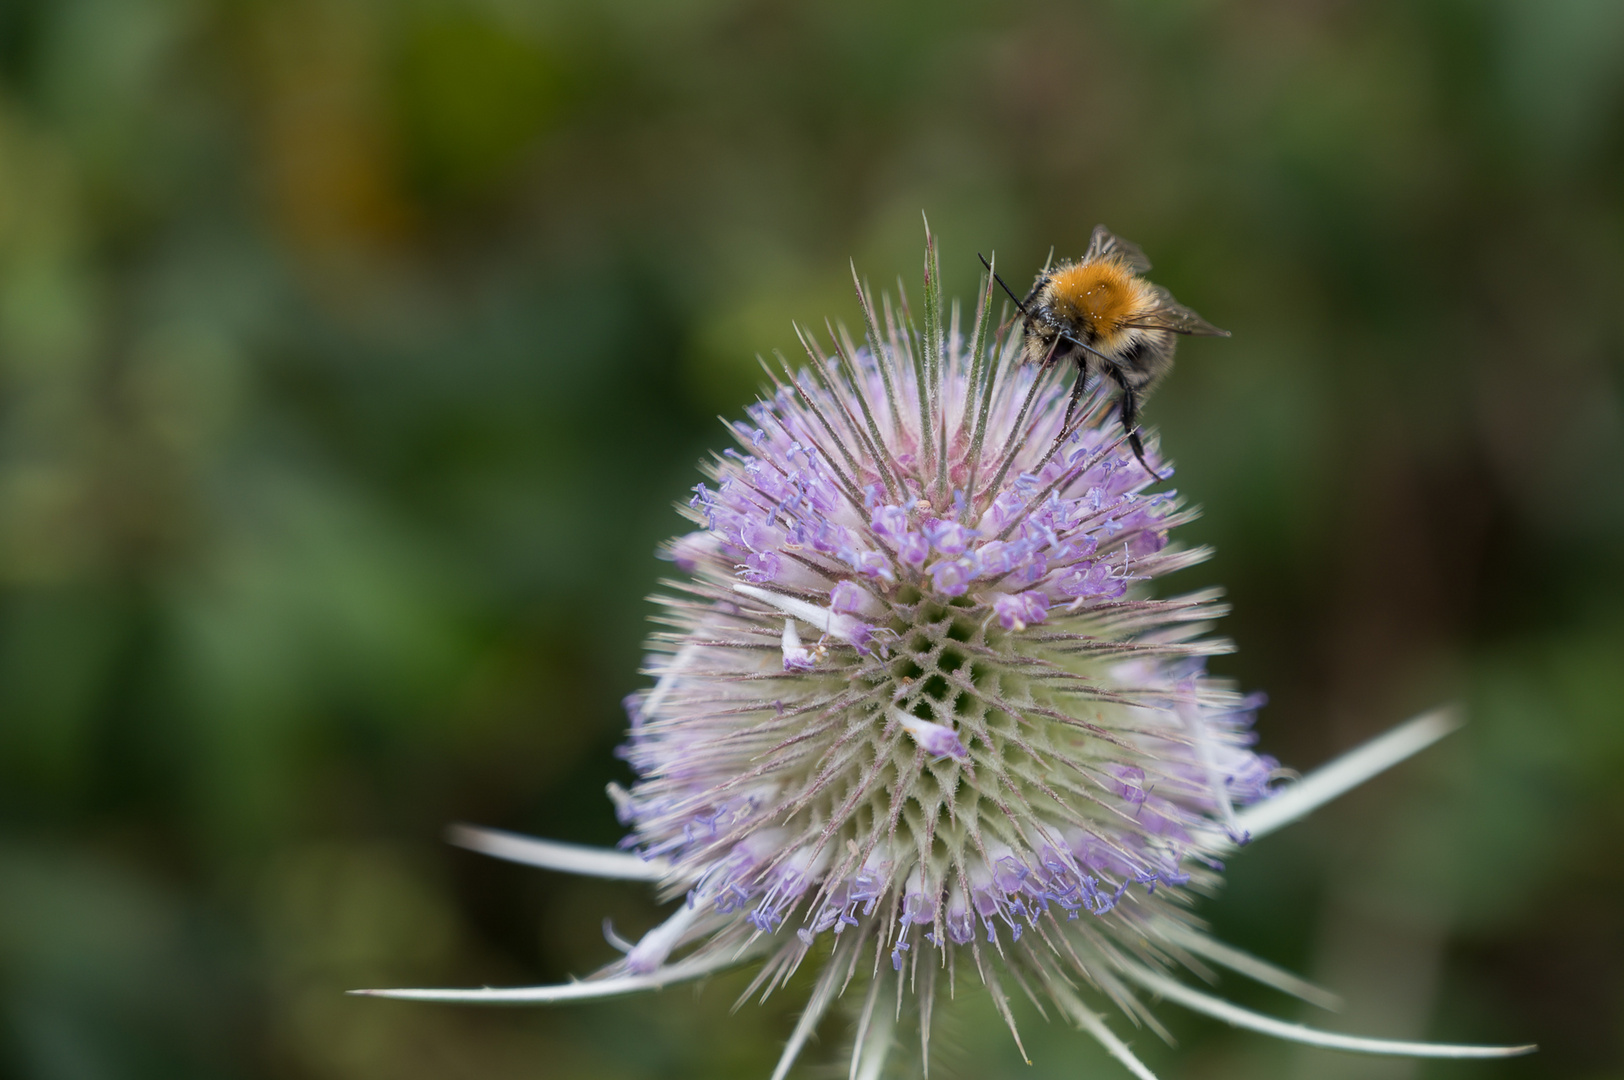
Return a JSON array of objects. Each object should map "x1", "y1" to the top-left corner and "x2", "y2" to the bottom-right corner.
[{"x1": 981, "y1": 226, "x2": 1228, "y2": 478}]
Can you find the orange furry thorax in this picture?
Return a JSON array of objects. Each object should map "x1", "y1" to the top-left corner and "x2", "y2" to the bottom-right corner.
[{"x1": 1045, "y1": 259, "x2": 1144, "y2": 340}]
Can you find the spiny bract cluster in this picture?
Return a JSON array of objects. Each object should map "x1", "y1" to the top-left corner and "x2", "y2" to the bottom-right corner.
[{"x1": 614, "y1": 237, "x2": 1271, "y2": 1065}]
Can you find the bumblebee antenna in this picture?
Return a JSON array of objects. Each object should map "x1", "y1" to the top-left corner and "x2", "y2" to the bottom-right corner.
[{"x1": 978, "y1": 254, "x2": 1032, "y2": 319}]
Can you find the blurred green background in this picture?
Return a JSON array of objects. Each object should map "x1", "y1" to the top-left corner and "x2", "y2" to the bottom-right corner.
[{"x1": 1, "y1": 0, "x2": 1621, "y2": 1077}]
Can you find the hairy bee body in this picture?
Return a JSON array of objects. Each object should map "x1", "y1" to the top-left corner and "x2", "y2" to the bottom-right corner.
[
  {"x1": 1019, "y1": 258, "x2": 1177, "y2": 389},
  {"x1": 998, "y1": 226, "x2": 1228, "y2": 477}
]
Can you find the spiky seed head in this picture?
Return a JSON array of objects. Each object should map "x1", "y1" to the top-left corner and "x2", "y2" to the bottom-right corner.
[{"x1": 611, "y1": 235, "x2": 1277, "y2": 1064}]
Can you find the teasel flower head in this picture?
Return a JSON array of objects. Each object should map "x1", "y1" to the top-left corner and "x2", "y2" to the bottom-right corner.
[{"x1": 357, "y1": 229, "x2": 1536, "y2": 1079}]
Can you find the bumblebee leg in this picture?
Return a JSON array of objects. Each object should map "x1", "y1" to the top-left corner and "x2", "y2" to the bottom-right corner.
[
  {"x1": 1050, "y1": 358, "x2": 1090, "y2": 454},
  {"x1": 1061, "y1": 358, "x2": 1089, "y2": 429},
  {"x1": 1116, "y1": 379, "x2": 1165, "y2": 481}
]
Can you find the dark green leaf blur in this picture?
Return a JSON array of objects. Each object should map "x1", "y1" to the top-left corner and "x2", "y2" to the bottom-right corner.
[{"x1": 0, "y1": 1, "x2": 1619, "y2": 1077}]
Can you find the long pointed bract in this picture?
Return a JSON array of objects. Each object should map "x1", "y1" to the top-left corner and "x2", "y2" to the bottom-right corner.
[
  {"x1": 350, "y1": 947, "x2": 751, "y2": 1004},
  {"x1": 1119, "y1": 965, "x2": 1536, "y2": 1059},
  {"x1": 1235, "y1": 707, "x2": 1463, "y2": 841},
  {"x1": 447, "y1": 825, "x2": 666, "y2": 881}
]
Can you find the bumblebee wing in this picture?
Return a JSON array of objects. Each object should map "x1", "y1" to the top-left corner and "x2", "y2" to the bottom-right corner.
[
  {"x1": 1129, "y1": 286, "x2": 1231, "y2": 337},
  {"x1": 1086, "y1": 224, "x2": 1153, "y2": 273}
]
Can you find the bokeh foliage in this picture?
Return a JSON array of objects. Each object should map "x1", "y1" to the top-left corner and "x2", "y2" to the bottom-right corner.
[{"x1": 0, "y1": 0, "x2": 1620, "y2": 1077}]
